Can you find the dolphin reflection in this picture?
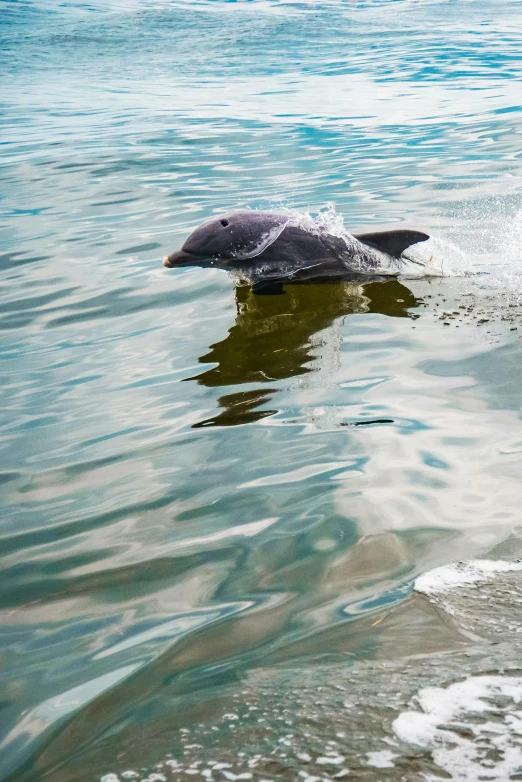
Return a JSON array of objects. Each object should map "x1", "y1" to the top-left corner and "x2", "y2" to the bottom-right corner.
[{"x1": 188, "y1": 280, "x2": 421, "y2": 428}]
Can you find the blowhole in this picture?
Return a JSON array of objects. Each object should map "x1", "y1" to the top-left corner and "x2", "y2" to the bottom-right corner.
[{"x1": 220, "y1": 219, "x2": 230, "y2": 227}]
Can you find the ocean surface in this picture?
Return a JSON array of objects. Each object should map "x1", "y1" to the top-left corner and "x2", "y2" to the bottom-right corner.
[{"x1": 2, "y1": 1, "x2": 522, "y2": 780}]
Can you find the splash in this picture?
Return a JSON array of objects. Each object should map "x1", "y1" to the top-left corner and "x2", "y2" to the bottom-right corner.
[
  {"x1": 442, "y1": 200, "x2": 522, "y2": 293},
  {"x1": 289, "y1": 203, "x2": 349, "y2": 239},
  {"x1": 402, "y1": 234, "x2": 465, "y2": 278}
]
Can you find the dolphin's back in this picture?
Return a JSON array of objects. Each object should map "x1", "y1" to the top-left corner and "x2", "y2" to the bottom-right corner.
[
  {"x1": 243, "y1": 225, "x2": 353, "y2": 280},
  {"x1": 243, "y1": 224, "x2": 390, "y2": 282}
]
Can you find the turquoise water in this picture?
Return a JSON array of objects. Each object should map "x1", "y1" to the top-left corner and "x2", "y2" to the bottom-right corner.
[{"x1": 2, "y1": 1, "x2": 522, "y2": 779}]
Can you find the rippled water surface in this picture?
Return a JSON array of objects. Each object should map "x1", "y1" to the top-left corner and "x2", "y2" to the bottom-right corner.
[{"x1": 2, "y1": 1, "x2": 522, "y2": 779}]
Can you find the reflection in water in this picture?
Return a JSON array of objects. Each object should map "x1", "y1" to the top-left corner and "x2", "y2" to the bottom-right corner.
[
  {"x1": 192, "y1": 389, "x2": 278, "y2": 429},
  {"x1": 190, "y1": 280, "x2": 421, "y2": 427}
]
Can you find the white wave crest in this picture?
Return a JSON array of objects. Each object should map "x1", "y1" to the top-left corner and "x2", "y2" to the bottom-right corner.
[{"x1": 394, "y1": 674, "x2": 522, "y2": 781}]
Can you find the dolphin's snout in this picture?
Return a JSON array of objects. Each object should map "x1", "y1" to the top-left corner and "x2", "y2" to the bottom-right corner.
[{"x1": 162, "y1": 249, "x2": 194, "y2": 268}]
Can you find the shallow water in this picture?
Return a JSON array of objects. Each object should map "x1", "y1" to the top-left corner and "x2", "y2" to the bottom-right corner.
[{"x1": 2, "y1": 1, "x2": 522, "y2": 780}]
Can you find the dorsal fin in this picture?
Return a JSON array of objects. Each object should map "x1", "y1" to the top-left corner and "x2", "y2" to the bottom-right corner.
[{"x1": 355, "y1": 230, "x2": 429, "y2": 259}]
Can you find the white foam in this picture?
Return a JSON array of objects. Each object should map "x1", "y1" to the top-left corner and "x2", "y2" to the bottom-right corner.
[
  {"x1": 316, "y1": 753, "x2": 345, "y2": 764},
  {"x1": 365, "y1": 750, "x2": 396, "y2": 768},
  {"x1": 414, "y1": 558, "x2": 522, "y2": 599},
  {"x1": 393, "y1": 674, "x2": 522, "y2": 781}
]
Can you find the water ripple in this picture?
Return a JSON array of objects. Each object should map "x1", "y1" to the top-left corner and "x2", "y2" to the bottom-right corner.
[{"x1": 2, "y1": 0, "x2": 522, "y2": 779}]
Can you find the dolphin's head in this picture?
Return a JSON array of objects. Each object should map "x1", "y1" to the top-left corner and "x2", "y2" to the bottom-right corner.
[{"x1": 163, "y1": 211, "x2": 289, "y2": 269}]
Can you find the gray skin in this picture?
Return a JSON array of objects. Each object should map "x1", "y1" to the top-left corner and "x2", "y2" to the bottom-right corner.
[{"x1": 162, "y1": 211, "x2": 430, "y2": 292}]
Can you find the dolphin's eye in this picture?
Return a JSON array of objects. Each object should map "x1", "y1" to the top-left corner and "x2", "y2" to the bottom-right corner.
[{"x1": 220, "y1": 219, "x2": 229, "y2": 227}]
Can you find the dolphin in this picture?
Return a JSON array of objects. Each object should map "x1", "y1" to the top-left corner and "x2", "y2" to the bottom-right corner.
[{"x1": 162, "y1": 210, "x2": 432, "y2": 292}]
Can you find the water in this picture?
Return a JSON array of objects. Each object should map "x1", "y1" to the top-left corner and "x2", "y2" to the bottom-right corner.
[{"x1": 2, "y1": 1, "x2": 522, "y2": 779}]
